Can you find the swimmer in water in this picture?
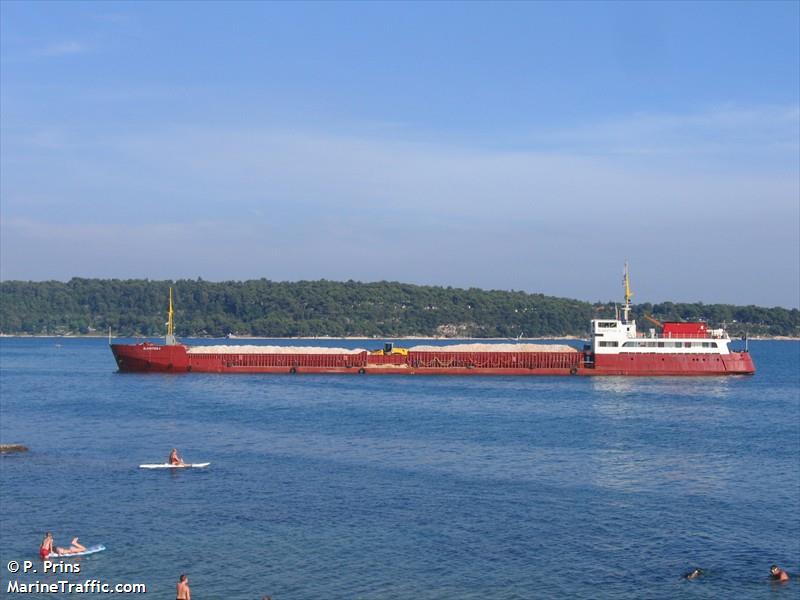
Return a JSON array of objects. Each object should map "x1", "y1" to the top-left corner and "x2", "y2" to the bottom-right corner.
[
  {"x1": 770, "y1": 565, "x2": 790, "y2": 582},
  {"x1": 176, "y1": 574, "x2": 191, "y2": 600},
  {"x1": 53, "y1": 537, "x2": 87, "y2": 556},
  {"x1": 685, "y1": 568, "x2": 703, "y2": 580}
]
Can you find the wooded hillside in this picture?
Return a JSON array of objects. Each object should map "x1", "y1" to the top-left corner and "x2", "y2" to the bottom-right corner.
[{"x1": 1, "y1": 278, "x2": 797, "y2": 338}]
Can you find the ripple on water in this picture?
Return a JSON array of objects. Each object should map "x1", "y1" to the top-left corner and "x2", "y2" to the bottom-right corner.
[{"x1": 0, "y1": 339, "x2": 797, "y2": 599}]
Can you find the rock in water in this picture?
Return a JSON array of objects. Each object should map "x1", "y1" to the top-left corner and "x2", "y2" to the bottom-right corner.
[{"x1": 0, "y1": 444, "x2": 29, "y2": 453}]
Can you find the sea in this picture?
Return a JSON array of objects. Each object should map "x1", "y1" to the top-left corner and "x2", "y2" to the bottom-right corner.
[{"x1": 0, "y1": 337, "x2": 798, "y2": 599}]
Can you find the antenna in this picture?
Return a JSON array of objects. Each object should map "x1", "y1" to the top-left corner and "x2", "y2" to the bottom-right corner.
[{"x1": 622, "y1": 262, "x2": 633, "y2": 323}]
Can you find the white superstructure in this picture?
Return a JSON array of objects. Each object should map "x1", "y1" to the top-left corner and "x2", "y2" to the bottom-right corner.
[
  {"x1": 590, "y1": 319, "x2": 732, "y2": 355},
  {"x1": 590, "y1": 265, "x2": 733, "y2": 356}
]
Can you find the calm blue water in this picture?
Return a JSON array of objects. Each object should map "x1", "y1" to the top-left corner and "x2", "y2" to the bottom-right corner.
[{"x1": 1, "y1": 338, "x2": 798, "y2": 599}]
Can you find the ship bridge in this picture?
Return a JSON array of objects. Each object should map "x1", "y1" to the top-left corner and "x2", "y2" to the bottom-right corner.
[
  {"x1": 590, "y1": 265, "x2": 732, "y2": 356},
  {"x1": 589, "y1": 318, "x2": 732, "y2": 355}
]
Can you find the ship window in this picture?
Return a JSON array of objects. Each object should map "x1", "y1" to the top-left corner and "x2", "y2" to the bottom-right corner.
[
  {"x1": 685, "y1": 342, "x2": 693, "y2": 348},
  {"x1": 622, "y1": 342, "x2": 634, "y2": 347},
  {"x1": 599, "y1": 341, "x2": 619, "y2": 347},
  {"x1": 657, "y1": 342, "x2": 665, "y2": 348},
  {"x1": 674, "y1": 342, "x2": 682, "y2": 348},
  {"x1": 598, "y1": 322, "x2": 617, "y2": 328}
]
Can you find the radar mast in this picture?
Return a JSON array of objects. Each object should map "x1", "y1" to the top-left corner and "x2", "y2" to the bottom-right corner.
[{"x1": 622, "y1": 263, "x2": 633, "y2": 323}]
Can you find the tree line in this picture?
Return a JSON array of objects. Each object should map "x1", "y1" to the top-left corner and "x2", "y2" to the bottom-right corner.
[{"x1": 1, "y1": 278, "x2": 797, "y2": 338}]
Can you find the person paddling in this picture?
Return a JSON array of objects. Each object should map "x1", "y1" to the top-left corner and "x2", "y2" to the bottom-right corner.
[
  {"x1": 169, "y1": 448, "x2": 185, "y2": 466},
  {"x1": 39, "y1": 532, "x2": 53, "y2": 559}
]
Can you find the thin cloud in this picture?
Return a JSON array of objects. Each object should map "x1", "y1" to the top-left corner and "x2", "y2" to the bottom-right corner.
[
  {"x1": 1, "y1": 105, "x2": 797, "y2": 305},
  {"x1": 528, "y1": 105, "x2": 800, "y2": 158},
  {"x1": 91, "y1": 13, "x2": 131, "y2": 24},
  {"x1": 97, "y1": 104, "x2": 796, "y2": 223},
  {"x1": 36, "y1": 41, "x2": 90, "y2": 57}
]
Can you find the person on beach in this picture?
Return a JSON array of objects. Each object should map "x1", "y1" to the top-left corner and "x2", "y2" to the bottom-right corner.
[
  {"x1": 53, "y1": 537, "x2": 87, "y2": 556},
  {"x1": 39, "y1": 532, "x2": 53, "y2": 559},
  {"x1": 176, "y1": 574, "x2": 191, "y2": 600},
  {"x1": 169, "y1": 448, "x2": 185, "y2": 466},
  {"x1": 770, "y1": 565, "x2": 790, "y2": 582}
]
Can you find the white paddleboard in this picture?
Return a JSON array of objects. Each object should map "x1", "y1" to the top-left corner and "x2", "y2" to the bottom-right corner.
[
  {"x1": 48, "y1": 544, "x2": 105, "y2": 558},
  {"x1": 139, "y1": 462, "x2": 210, "y2": 469}
]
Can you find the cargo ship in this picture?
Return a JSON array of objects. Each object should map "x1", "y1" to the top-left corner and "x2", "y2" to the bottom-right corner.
[{"x1": 110, "y1": 268, "x2": 755, "y2": 376}]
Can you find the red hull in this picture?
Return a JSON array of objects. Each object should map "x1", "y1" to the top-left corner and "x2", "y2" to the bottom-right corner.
[
  {"x1": 110, "y1": 343, "x2": 755, "y2": 376},
  {"x1": 591, "y1": 352, "x2": 755, "y2": 375}
]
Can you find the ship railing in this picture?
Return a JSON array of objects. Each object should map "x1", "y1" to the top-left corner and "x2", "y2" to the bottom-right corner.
[{"x1": 635, "y1": 332, "x2": 729, "y2": 340}]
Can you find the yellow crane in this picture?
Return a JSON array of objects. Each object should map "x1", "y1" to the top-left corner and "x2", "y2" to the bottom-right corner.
[
  {"x1": 643, "y1": 314, "x2": 663, "y2": 329},
  {"x1": 165, "y1": 287, "x2": 177, "y2": 345}
]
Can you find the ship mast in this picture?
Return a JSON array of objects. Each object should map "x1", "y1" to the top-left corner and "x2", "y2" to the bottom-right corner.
[
  {"x1": 165, "y1": 287, "x2": 177, "y2": 346},
  {"x1": 622, "y1": 262, "x2": 633, "y2": 323}
]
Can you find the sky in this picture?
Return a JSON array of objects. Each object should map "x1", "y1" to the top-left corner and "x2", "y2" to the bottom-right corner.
[{"x1": 1, "y1": 1, "x2": 798, "y2": 307}]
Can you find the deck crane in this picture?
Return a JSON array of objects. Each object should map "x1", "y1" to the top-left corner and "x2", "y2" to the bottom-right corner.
[{"x1": 643, "y1": 314, "x2": 664, "y2": 329}]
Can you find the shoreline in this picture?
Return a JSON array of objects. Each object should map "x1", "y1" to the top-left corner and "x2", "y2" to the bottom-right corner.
[
  {"x1": 0, "y1": 333, "x2": 584, "y2": 341},
  {"x1": 1, "y1": 334, "x2": 797, "y2": 341}
]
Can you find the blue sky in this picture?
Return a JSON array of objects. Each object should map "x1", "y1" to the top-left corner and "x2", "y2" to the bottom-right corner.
[{"x1": 1, "y1": 1, "x2": 798, "y2": 307}]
